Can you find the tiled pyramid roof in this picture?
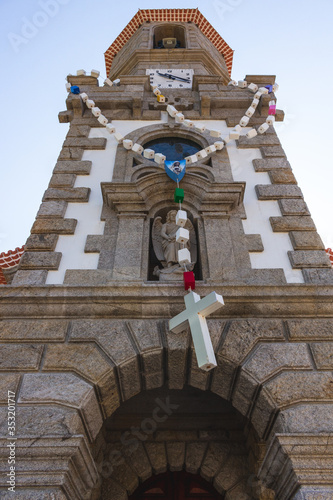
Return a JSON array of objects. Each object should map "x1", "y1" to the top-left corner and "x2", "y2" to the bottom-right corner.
[
  {"x1": 104, "y1": 9, "x2": 234, "y2": 77},
  {"x1": 0, "y1": 246, "x2": 24, "y2": 284}
]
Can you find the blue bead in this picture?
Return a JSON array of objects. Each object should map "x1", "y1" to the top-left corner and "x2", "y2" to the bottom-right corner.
[
  {"x1": 265, "y1": 84, "x2": 273, "y2": 93},
  {"x1": 70, "y1": 85, "x2": 80, "y2": 94}
]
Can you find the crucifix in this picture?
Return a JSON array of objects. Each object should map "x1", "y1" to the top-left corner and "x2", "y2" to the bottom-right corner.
[{"x1": 169, "y1": 291, "x2": 224, "y2": 371}]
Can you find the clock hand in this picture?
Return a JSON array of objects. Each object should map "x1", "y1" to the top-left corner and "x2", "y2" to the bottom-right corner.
[{"x1": 156, "y1": 71, "x2": 190, "y2": 83}]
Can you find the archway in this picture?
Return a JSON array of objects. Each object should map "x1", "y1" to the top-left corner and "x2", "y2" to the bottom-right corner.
[{"x1": 128, "y1": 470, "x2": 224, "y2": 499}]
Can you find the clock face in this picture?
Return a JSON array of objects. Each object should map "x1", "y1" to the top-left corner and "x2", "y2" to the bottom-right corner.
[{"x1": 147, "y1": 68, "x2": 193, "y2": 89}]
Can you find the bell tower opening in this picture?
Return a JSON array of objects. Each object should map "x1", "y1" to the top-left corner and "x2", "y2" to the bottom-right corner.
[{"x1": 154, "y1": 24, "x2": 186, "y2": 48}]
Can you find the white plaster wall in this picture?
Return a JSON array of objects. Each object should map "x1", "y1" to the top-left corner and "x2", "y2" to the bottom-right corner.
[
  {"x1": 46, "y1": 117, "x2": 303, "y2": 284},
  {"x1": 200, "y1": 120, "x2": 303, "y2": 283},
  {"x1": 46, "y1": 120, "x2": 162, "y2": 284}
]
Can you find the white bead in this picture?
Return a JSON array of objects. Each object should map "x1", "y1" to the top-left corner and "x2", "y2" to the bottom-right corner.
[
  {"x1": 86, "y1": 99, "x2": 95, "y2": 109},
  {"x1": 273, "y1": 83, "x2": 279, "y2": 93},
  {"x1": 248, "y1": 83, "x2": 258, "y2": 93},
  {"x1": 176, "y1": 227, "x2": 190, "y2": 244},
  {"x1": 80, "y1": 92, "x2": 88, "y2": 102},
  {"x1": 184, "y1": 156, "x2": 193, "y2": 165},
  {"x1": 194, "y1": 123, "x2": 206, "y2": 133},
  {"x1": 197, "y1": 149, "x2": 208, "y2": 159},
  {"x1": 178, "y1": 248, "x2": 191, "y2": 266},
  {"x1": 259, "y1": 87, "x2": 269, "y2": 94},
  {"x1": 167, "y1": 105, "x2": 177, "y2": 118},
  {"x1": 175, "y1": 113, "x2": 184, "y2": 123},
  {"x1": 246, "y1": 128, "x2": 257, "y2": 139},
  {"x1": 251, "y1": 98, "x2": 260, "y2": 109},
  {"x1": 258, "y1": 122, "x2": 269, "y2": 134},
  {"x1": 223, "y1": 135, "x2": 231, "y2": 144},
  {"x1": 183, "y1": 119, "x2": 194, "y2": 128},
  {"x1": 266, "y1": 115, "x2": 275, "y2": 126},
  {"x1": 245, "y1": 107, "x2": 255, "y2": 117},
  {"x1": 104, "y1": 78, "x2": 113, "y2": 87},
  {"x1": 240, "y1": 116, "x2": 250, "y2": 127},
  {"x1": 176, "y1": 210, "x2": 187, "y2": 227},
  {"x1": 65, "y1": 82, "x2": 71, "y2": 92},
  {"x1": 205, "y1": 144, "x2": 216, "y2": 154},
  {"x1": 123, "y1": 139, "x2": 133, "y2": 150},
  {"x1": 214, "y1": 141, "x2": 225, "y2": 150},
  {"x1": 114, "y1": 132, "x2": 124, "y2": 143},
  {"x1": 238, "y1": 80, "x2": 247, "y2": 88},
  {"x1": 132, "y1": 143, "x2": 144, "y2": 154},
  {"x1": 91, "y1": 107, "x2": 101, "y2": 117},
  {"x1": 209, "y1": 129, "x2": 221, "y2": 138},
  {"x1": 153, "y1": 88, "x2": 161, "y2": 96},
  {"x1": 143, "y1": 149, "x2": 155, "y2": 159},
  {"x1": 106, "y1": 124, "x2": 115, "y2": 134},
  {"x1": 254, "y1": 92, "x2": 262, "y2": 100},
  {"x1": 97, "y1": 115, "x2": 108, "y2": 126},
  {"x1": 269, "y1": 100, "x2": 276, "y2": 106},
  {"x1": 189, "y1": 154, "x2": 198, "y2": 164},
  {"x1": 91, "y1": 69, "x2": 100, "y2": 78},
  {"x1": 113, "y1": 79, "x2": 121, "y2": 86},
  {"x1": 154, "y1": 153, "x2": 166, "y2": 164},
  {"x1": 228, "y1": 80, "x2": 237, "y2": 86},
  {"x1": 229, "y1": 125, "x2": 242, "y2": 140},
  {"x1": 76, "y1": 69, "x2": 86, "y2": 76}
]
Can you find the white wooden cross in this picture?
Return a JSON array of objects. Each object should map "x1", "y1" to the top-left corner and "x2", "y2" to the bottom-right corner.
[{"x1": 169, "y1": 291, "x2": 224, "y2": 371}]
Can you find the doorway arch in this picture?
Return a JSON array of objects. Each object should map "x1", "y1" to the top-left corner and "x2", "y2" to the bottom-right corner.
[{"x1": 128, "y1": 470, "x2": 224, "y2": 500}]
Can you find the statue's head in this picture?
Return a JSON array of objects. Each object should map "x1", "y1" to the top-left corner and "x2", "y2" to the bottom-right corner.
[{"x1": 166, "y1": 210, "x2": 177, "y2": 223}]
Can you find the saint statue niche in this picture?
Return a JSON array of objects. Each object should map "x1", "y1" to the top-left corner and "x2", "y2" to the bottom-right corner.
[{"x1": 152, "y1": 210, "x2": 197, "y2": 281}]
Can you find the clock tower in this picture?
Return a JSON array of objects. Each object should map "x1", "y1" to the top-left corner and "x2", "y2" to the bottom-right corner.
[{"x1": 1, "y1": 9, "x2": 333, "y2": 500}]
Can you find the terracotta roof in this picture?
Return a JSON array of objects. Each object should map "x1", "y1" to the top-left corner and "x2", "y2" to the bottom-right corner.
[
  {"x1": 326, "y1": 248, "x2": 333, "y2": 266},
  {"x1": 0, "y1": 246, "x2": 24, "y2": 269},
  {"x1": 104, "y1": 9, "x2": 234, "y2": 76}
]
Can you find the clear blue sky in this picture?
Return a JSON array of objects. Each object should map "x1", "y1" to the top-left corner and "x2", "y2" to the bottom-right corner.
[{"x1": 1, "y1": 0, "x2": 332, "y2": 252}]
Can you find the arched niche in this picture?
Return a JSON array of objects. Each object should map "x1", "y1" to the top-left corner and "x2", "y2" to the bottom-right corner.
[{"x1": 153, "y1": 24, "x2": 186, "y2": 49}]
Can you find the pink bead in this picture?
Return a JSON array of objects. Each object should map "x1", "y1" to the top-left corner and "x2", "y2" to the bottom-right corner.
[{"x1": 269, "y1": 105, "x2": 276, "y2": 115}]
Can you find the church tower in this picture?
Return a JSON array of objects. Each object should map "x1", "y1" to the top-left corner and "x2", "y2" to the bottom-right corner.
[{"x1": 1, "y1": 9, "x2": 333, "y2": 500}]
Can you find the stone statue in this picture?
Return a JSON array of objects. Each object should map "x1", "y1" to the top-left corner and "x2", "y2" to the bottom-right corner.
[{"x1": 152, "y1": 210, "x2": 197, "y2": 281}]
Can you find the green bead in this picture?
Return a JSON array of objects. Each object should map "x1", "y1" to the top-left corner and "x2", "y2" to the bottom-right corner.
[{"x1": 174, "y1": 188, "x2": 184, "y2": 203}]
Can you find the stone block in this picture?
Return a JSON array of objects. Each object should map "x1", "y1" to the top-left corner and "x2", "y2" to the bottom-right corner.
[
  {"x1": 58, "y1": 147, "x2": 84, "y2": 161},
  {"x1": 211, "y1": 356, "x2": 237, "y2": 400},
  {"x1": 127, "y1": 320, "x2": 162, "y2": 352},
  {"x1": 264, "y1": 371, "x2": 333, "y2": 408},
  {"x1": 0, "y1": 374, "x2": 21, "y2": 403},
  {"x1": 166, "y1": 442, "x2": 185, "y2": 471},
  {"x1": 311, "y1": 343, "x2": 333, "y2": 369},
  {"x1": 278, "y1": 199, "x2": 310, "y2": 216},
  {"x1": 19, "y1": 251, "x2": 61, "y2": 270},
  {"x1": 49, "y1": 173, "x2": 76, "y2": 188},
  {"x1": 66, "y1": 124, "x2": 90, "y2": 137},
  {"x1": 142, "y1": 350, "x2": 163, "y2": 390},
  {"x1": 70, "y1": 319, "x2": 137, "y2": 364},
  {"x1": 37, "y1": 200, "x2": 67, "y2": 218},
  {"x1": 43, "y1": 343, "x2": 112, "y2": 383},
  {"x1": 302, "y1": 268, "x2": 333, "y2": 284},
  {"x1": 275, "y1": 404, "x2": 333, "y2": 434},
  {"x1": 98, "y1": 371, "x2": 121, "y2": 418},
  {"x1": 256, "y1": 184, "x2": 303, "y2": 200},
  {"x1": 100, "y1": 479, "x2": 127, "y2": 500},
  {"x1": 253, "y1": 158, "x2": 291, "y2": 172},
  {"x1": 289, "y1": 231, "x2": 324, "y2": 250},
  {"x1": 293, "y1": 487, "x2": 333, "y2": 499},
  {"x1": 84, "y1": 235, "x2": 104, "y2": 253},
  {"x1": 19, "y1": 373, "x2": 103, "y2": 440},
  {"x1": 165, "y1": 322, "x2": 189, "y2": 390},
  {"x1": 245, "y1": 234, "x2": 264, "y2": 252},
  {"x1": 63, "y1": 137, "x2": 107, "y2": 149},
  {"x1": 287, "y1": 319, "x2": 333, "y2": 340},
  {"x1": 145, "y1": 442, "x2": 167, "y2": 474},
  {"x1": 214, "y1": 455, "x2": 249, "y2": 493},
  {"x1": 11, "y1": 270, "x2": 48, "y2": 285},
  {"x1": 232, "y1": 370, "x2": 258, "y2": 416},
  {"x1": 269, "y1": 169, "x2": 297, "y2": 184},
  {"x1": 250, "y1": 388, "x2": 276, "y2": 438},
  {"x1": 288, "y1": 250, "x2": 332, "y2": 268},
  {"x1": 31, "y1": 218, "x2": 77, "y2": 235},
  {"x1": 25, "y1": 233, "x2": 59, "y2": 252},
  {"x1": 122, "y1": 441, "x2": 152, "y2": 482},
  {"x1": 185, "y1": 442, "x2": 208, "y2": 474},
  {"x1": 43, "y1": 187, "x2": 90, "y2": 202},
  {"x1": 53, "y1": 160, "x2": 92, "y2": 175},
  {"x1": 0, "y1": 319, "x2": 68, "y2": 341},
  {"x1": 270, "y1": 216, "x2": 316, "y2": 232},
  {"x1": 219, "y1": 319, "x2": 285, "y2": 363},
  {"x1": 201, "y1": 442, "x2": 230, "y2": 480},
  {"x1": 0, "y1": 489, "x2": 67, "y2": 499},
  {"x1": 118, "y1": 357, "x2": 141, "y2": 401},
  {"x1": 237, "y1": 134, "x2": 280, "y2": 148},
  {"x1": 243, "y1": 343, "x2": 312, "y2": 382},
  {"x1": 261, "y1": 146, "x2": 286, "y2": 158},
  {"x1": 0, "y1": 344, "x2": 43, "y2": 370},
  {"x1": 188, "y1": 348, "x2": 210, "y2": 391}
]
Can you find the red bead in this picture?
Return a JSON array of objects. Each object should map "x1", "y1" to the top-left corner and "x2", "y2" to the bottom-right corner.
[{"x1": 184, "y1": 271, "x2": 195, "y2": 291}]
